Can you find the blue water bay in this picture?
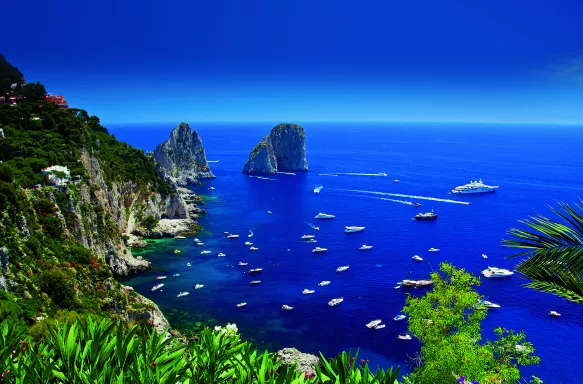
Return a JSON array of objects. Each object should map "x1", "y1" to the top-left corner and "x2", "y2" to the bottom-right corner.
[{"x1": 116, "y1": 122, "x2": 583, "y2": 383}]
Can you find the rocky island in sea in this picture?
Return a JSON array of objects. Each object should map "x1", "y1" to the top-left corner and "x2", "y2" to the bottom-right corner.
[
  {"x1": 243, "y1": 123, "x2": 308, "y2": 174},
  {"x1": 154, "y1": 122, "x2": 215, "y2": 186}
]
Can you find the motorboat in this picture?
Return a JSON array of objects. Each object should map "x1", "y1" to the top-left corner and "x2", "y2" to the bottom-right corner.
[
  {"x1": 345, "y1": 226, "x2": 365, "y2": 233},
  {"x1": 250, "y1": 246, "x2": 259, "y2": 251},
  {"x1": 428, "y1": 248, "x2": 440, "y2": 252},
  {"x1": 481, "y1": 266, "x2": 514, "y2": 278},
  {"x1": 302, "y1": 289, "x2": 315, "y2": 294},
  {"x1": 193, "y1": 238, "x2": 200, "y2": 242},
  {"x1": 238, "y1": 262, "x2": 248, "y2": 266},
  {"x1": 401, "y1": 279, "x2": 433, "y2": 287},
  {"x1": 366, "y1": 319, "x2": 382, "y2": 328},
  {"x1": 248, "y1": 230, "x2": 254, "y2": 238},
  {"x1": 177, "y1": 292, "x2": 189, "y2": 297},
  {"x1": 174, "y1": 235, "x2": 186, "y2": 239},
  {"x1": 187, "y1": 262, "x2": 191, "y2": 267},
  {"x1": 398, "y1": 334, "x2": 412, "y2": 340},
  {"x1": 156, "y1": 276, "x2": 167, "y2": 280},
  {"x1": 245, "y1": 241, "x2": 253, "y2": 246},
  {"x1": 549, "y1": 311, "x2": 561, "y2": 317},
  {"x1": 172, "y1": 273, "x2": 180, "y2": 277},
  {"x1": 415, "y1": 210, "x2": 437, "y2": 220},
  {"x1": 151, "y1": 283, "x2": 164, "y2": 291},
  {"x1": 394, "y1": 179, "x2": 399, "y2": 183},
  {"x1": 314, "y1": 186, "x2": 323, "y2": 194},
  {"x1": 248, "y1": 268, "x2": 263, "y2": 273},
  {"x1": 227, "y1": 234, "x2": 239, "y2": 239},
  {"x1": 394, "y1": 285, "x2": 401, "y2": 289},
  {"x1": 312, "y1": 247, "x2": 328, "y2": 253},
  {"x1": 318, "y1": 281, "x2": 331, "y2": 286},
  {"x1": 374, "y1": 324, "x2": 386, "y2": 330},
  {"x1": 301, "y1": 234, "x2": 316, "y2": 240},
  {"x1": 195, "y1": 284, "x2": 204, "y2": 289},
  {"x1": 336, "y1": 265, "x2": 350, "y2": 272},
  {"x1": 394, "y1": 314, "x2": 407, "y2": 321},
  {"x1": 282, "y1": 305, "x2": 294, "y2": 311},
  {"x1": 268, "y1": 211, "x2": 273, "y2": 215},
  {"x1": 360, "y1": 245, "x2": 373, "y2": 251},
  {"x1": 217, "y1": 253, "x2": 226, "y2": 257},
  {"x1": 196, "y1": 242, "x2": 204, "y2": 246},
  {"x1": 412, "y1": 202, "x2": 421, "y2": 207},
  {"x1": 236, "y1": 302, "x2": 247, "y2": 308},
  {"x1": 328, "y1": 297, "x2": 344, "y2": 306},
  {"x1": 209, "y1": 186, "x2": 215, "y2": 190},
  {"x1": 452, "y1": 179, "x2": 499, "y2": 194},
  {"x1": 307, "y1": 239, "x2": 318, "y2": 244},
  {"x1": 315, "y1": 212, "x2": 336, "y2": 219},
  {"x1": 482, "y1": 254, "x2": 488, "y2": 259},
  {"x1": 250, "y1": 280, "x2": 261, "y2": 285},
  {"x1": 201, "y1": 250, "x2": 212, "y2": 255},
  {"x1": 412, "y1": 255, "x2": 423, "y2": 262},
  {"x1": 479, "y1": 300, "x2": 501, "y2": 309},
  {"x1": 174, "y1": 250, "x2": 181, "y2": 254}
]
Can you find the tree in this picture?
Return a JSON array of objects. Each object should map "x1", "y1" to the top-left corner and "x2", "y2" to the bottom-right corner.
[
  {"x1": 504, "y1": 200, "x2": 583, "y2": 305},
  {"x1": 141, "y1": 214, "x2": 159, "y2": 231},
  {"x1": 402, "y1": 263, "x2": 539, "y2": 384}
]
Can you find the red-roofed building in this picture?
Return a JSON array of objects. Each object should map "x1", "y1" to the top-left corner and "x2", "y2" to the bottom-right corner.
[{"x1": 45, "y1": 93, "x2": 69, "y2": 108}]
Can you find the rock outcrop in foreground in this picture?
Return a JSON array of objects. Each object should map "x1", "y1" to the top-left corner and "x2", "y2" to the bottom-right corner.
[
  {"x1": 275, "y1": 348, "x2": 320, "y2": 376},
  {"x1": 154, "y1": 122, "x2": 215, "y2": 186},
  {"x1": 243, "y1": 123, "x2": 308, "y2": 174}
]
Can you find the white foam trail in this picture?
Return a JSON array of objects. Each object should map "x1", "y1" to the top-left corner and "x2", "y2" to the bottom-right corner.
[
  {"x1": 249, "y1": 175, "x2": 276, "y2": 181},
  {"x1": 305, "y1": 222, "x2": 320, "y2": 231},
  {"x1": 319, "y1": 174, "x2": 338, "y2": 176},
  {"x1": 333, "y1": 188, "x2": 471, "y2": 205},
  {"x1": 207, "y1": 160, "x2": 220, "y2": 163},
  {"x1": 277, "y1": 172, "x2": 296, "y2": 175},
  {"x1": 378, "y1": 198, "x2": 416, "y2": 206},
  {"x1": 334, "y1": 172, "x2": 388, "y2": 177}
]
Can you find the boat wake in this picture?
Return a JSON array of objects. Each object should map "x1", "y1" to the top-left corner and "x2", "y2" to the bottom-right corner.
[
  {"x1": 334, "y1": 172, "x2": 388, "y2": 177},
  {"x1": 277, "y1": 172, "x2": 296, "y2": 175},
  {"x1": 207, "y1": 160, "x2": 220, "y2": 163},
  {"x1": 378, "y1": 198, "x2": 417, "y2": 206},
  {"x1": 249, "y1": 175, "x2": 276, "y2": 181},
  {"x1": 319, "y1": 173, "x2": 338, "y2": 176},
  {"x1": 332, "y1": 188, "x2": 471, "y2": 205},
  {"x1": 305, "y1": 222, "x2": 320, "y2": 231}
]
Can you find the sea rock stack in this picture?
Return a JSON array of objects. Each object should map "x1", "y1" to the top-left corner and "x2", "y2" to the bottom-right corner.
[
  {"x1": 154, "y1": 122, "x2": 215, "y2": 186},
  {"x1": 243, "y1": 123, "x2": 308, "y2": 174}
]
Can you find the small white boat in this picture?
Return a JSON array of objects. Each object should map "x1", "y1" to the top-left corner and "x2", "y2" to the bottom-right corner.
[
  {"x1": 268, "y1": 211, "x2": 273, "y2": 215},
  {"x1": 249, "y1": 268, "x2": 263, "y2": 273},
  {"x1": 394, "y1": 314, "x2": 407, "y2": 321},
  {"x1": 307, "y1": 239, "x2": 318, "y2": 244},
  {"x1": 156, "y1": 276, "x2": 167, "y2": 280},
  {"x1": 209, "y1": 187, "x2": 215, "y2": 190},
  {"x1": 549, "y1": 311, "x2": 561, "y2": 317},
  {"x1": 193, "y1": 238, "x2": 200, "y2": 242},
  {"x1": 245, "y1": 241, "x2": 253, "y2": 246},
  {"x1": 173, "y1": 273, "x2": 180, "y2": 277},
  {"x1": 301, "y1": 234, "x2": 316, "y2": 240},
  {"x1": 428, "y1": 248, "x2": 440, "y2": 252},
  {"x1": 394, "y1": 285, "x2": 401, "y2": 289},
  {"x1": 345, "y1": 226, "x2": 365, "y2": 233},
  {"x1": 312, "y1": 247, "x2": 328, "y2": 253},
  {"x1": 374, "y1": 324, "x2": 386, "y2": 330},
  {"x1": 336, "y1": 265, "x2": 349, "y2": 272},
  {"x1": 174, "y1": 235, "x2": 186, "y2": 239},
  {"x1": 236, "y1": 302, "x2": 247, "y2": 308},
  {"x1": 174, "y1": 249, "x2": 181, "y2": 254},
  {"x1": 398, "y1": 334, "x2": 412, "y2": 340},
  {"x1": 394, "y1": 179, "x2": 399, "y2": 183},
  {"x1": 195, "y1": 284, "x2": 204, "y2": 289},
  {"x1": 196, "y1": 242, "x2": 204, "y2": 246},
  {"x1": 315, "y1": 212, "x2": 335, "y2": 219},
  {"x1": 151, "y1": 283, "x2": 164, "y2": 291},
  {"x1": 482, "y1": 254, "x2": 488, "y2": 259},
  {"x1": 201, "y1": 250, "x2": 212, "y2": 255},
  {"x1": 366, "y1": 319, "x2": 382, "y2": 328},
  {"x1": 250, "y1": 280, "x2": 261, "y2": 285},
  {"x1": 328, "y1": 297, "x2": 344, "y2": 306},
  {"x1": 177, "y1": 292, "x2": 189, "y2": 297},
  {"x1": 314, "y1": 186, "x2": 323, "y2": 194},
  {"x1": 302, "y1": 289, "x2": 315, "y2": 294},
  {"x1": 360, "y1": 245, "x2": 373, "y2": 251},
  {"x1": 318, "y1": 281, "x2": 331, "y2": 286},
  {"x1": 227, "y1": 234, "x2": 239, "y2": 239},
  {"x1": 248, "y1": 230, "x2": 254, "y2": 238},
  {"x1": 479, "y1": 300, "x2": 501, "y2": 309},
  {"x1": 282, "y1": 305, "x2": 294, "y2": 311},
  {"x1": 412, "y1": 255, "x2": 423, "y2": 262},
  {"x1": 482, "y1": 266, "x2": 514, "y2": 278},
  {"x1": 187, "y1": 262, "x2": 191, "y2": 267},
  {"x1": 378, "y1": 172, "x2": 388, "y2": 176},
  {"x1": 250, "y1": 246, "x2": 259, "y2": 251},
  {"x1": 238, "y1": 262, "x2": 248, "y2": 266},
  {"x1": 217, "y1": 253, "x2": 226, "y2": 257}
]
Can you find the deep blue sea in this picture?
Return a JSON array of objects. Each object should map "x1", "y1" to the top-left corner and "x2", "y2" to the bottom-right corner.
[{"x1": 112, "y1": 122, "x2": 583, "y2": 383}]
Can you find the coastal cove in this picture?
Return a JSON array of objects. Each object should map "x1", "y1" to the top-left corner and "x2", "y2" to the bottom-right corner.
[{"x1": 116, "y1": 122, "x2": 583, "y2": 382}]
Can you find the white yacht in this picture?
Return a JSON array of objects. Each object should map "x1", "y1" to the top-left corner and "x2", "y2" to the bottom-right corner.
[
  {"x1": 314, "y1": 186, "x2": 323, "y2": 194},
  {"x1": 156, "y1": 276, "x2": 167, "y2": 280},
  {"x1": 282, "y1": 305, "x2": 294, "y2": 311},
  {"x1": 245, "y1": 241, "x2": 253, "y2": 246},
  {"x1": 302, "y1": 289, "x2": 315, "y2": 295},
  {"x1": 345, "y1": 226, "x2": 365, "y2": 233},
  {"x1": 173, "y1": 249, "x2": 181, "y2": 254},
  {"x1": 195, "y1": 284, "x2": 204, "y2": 290},
  {"x1": 248, "y1": 230, "x2": 254, "y2": 238},
  {"x1": 374, "y1": 324, "x2": 385, "y2": 330},
  {"x1": 301, "y1": 234, "x2": 316, "y2": 240},
  {"x1": 268, "y1": 211, "x2": 273, "y2": 215},
  {"x1": 328, "y1": 297, "x2": 344, "y2": 306},
  {"x1": 201, "y1": 250, "x2": 212, "y2": 255},
  {"x1": 549, "y1": 311, "x2": 561, "y2": 317},
  {"x1": 209, "y1": 186, "x2": 215, "y2": 190},
  {"x1": 398, "y1": 334, "x2": 412, "y2": 340},
  {"x1": 187, "y1": 262, "x2": 191, "y2": 267},
  {"x1": 452, "y1": 179, "x2": 499, "y2": 194},
  {"x1": 227, "y1": 234, "x2": 239, "y2": 239},
  {"x1": 318, "y1": 281, "x2": 331, "y2": 287},
  {"x1": 151, "y1": 283, "x2": 164, "y2": 291},
  {"x1": 248, "y1": 268, "x2": 263, "y2": 273},
  {"x1": 412, "y1": 255, "x2": 423, "y2": 262},
  {"x1": 378, "y1": 172, "x2": 388, "y2": 176},
  {"x1": 250, "y1": 246, "x2": 259, "y2": 251},
  {"x1": 173, "y1": 273, "x2": 180, "y2": 277},
  {"x1": 366, "y1": 319, "x2": 382, "y2": 328},
  {"x1": 174, "y1": 235, "x2": 186, "y2": 239},
  {"x1": 482, "y1": 266, "x2": 514, "y2": 278},
  {"x1": 177, "y1": 292, "x2": 189, "y2": 298},
  {"x1": 193, "y1": 238, "x2": 200, "y2": 242},
  {"x1": 482, "y1": 253, "x2": 488, "y2": 259},
  {"x1": 250, "y1": 280, "x2": 261, "y2": 285},
  {"x1": 360, "y1": 245, "x2": 373, "y2": 250},
  {"x1": 315, "y1": 212, "x2": 335, "y2": 219},
  {"x1": 236, "y1": 302, "x2": 247, "y2": 308},
  {"x1": 238, "y1": 262, "x2": 248, "y2": 266},
  {"x1": 479, "y1": 300, "x2": 500, "y2": 309},
  {"x1": 394, "y1": 314, "x2": 407, "y2": 321},
  {"x1": 336, "y1": 265, "x2": 350, "y2": 272},
  {"x1": 217, "y1": 253, "x2": 226, "y2": 257},
  {"x1": 428, "y1": 248, "x2": 440, "y2": 252},
  {"x1": 393, "y1": 179, "x2": 399, "y2": 183},
  {"x1": 196, "y1": 242, "x2": 204, "y2": 246},
  {"x1": 312, "y1": 247, "x2": 328, "y2": 253}
]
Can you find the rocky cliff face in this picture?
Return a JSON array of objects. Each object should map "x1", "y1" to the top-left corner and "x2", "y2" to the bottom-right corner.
[
  {"x1": 242, "y1": 124, "x2": 308, "y2": 174},
  {"x1": 154, "y1": 122, "x2": 215, "y2": 186}
]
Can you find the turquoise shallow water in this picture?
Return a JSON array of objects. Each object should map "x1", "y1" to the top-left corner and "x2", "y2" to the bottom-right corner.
[{"x1": 116, "y1": 122, "x2": 583, "y2": 382}]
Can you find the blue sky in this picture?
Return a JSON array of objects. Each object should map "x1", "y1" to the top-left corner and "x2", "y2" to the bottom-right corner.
[{"x1": 3, "y1": 0, "x2": 583, "y2": 124}]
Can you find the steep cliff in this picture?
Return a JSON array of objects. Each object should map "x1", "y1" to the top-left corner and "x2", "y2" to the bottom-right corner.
[
  {"x1": 154, "y1": 122, "x2": 215, "y2": 186},
  {"x1": 243, "y1": 124, "x2": 308, "y2": 174}
]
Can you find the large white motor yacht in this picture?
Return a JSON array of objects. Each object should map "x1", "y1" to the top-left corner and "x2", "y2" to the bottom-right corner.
[{"x1": 452, "y1": 179, "x2": 499, "y2": 194}]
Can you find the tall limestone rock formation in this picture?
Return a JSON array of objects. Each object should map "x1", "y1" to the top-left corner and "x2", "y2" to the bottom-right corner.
[
  {"x1": 154, "y1": 122, "x2": 215, "y2": 186},
  {"x1": 243, "y1": 123, "x2": 308, "y2": 174}
]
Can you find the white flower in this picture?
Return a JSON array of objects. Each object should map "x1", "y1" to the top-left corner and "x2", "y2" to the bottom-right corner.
[{"x1": 214, "y1": 326, "x2": 222, "y2": 331}]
